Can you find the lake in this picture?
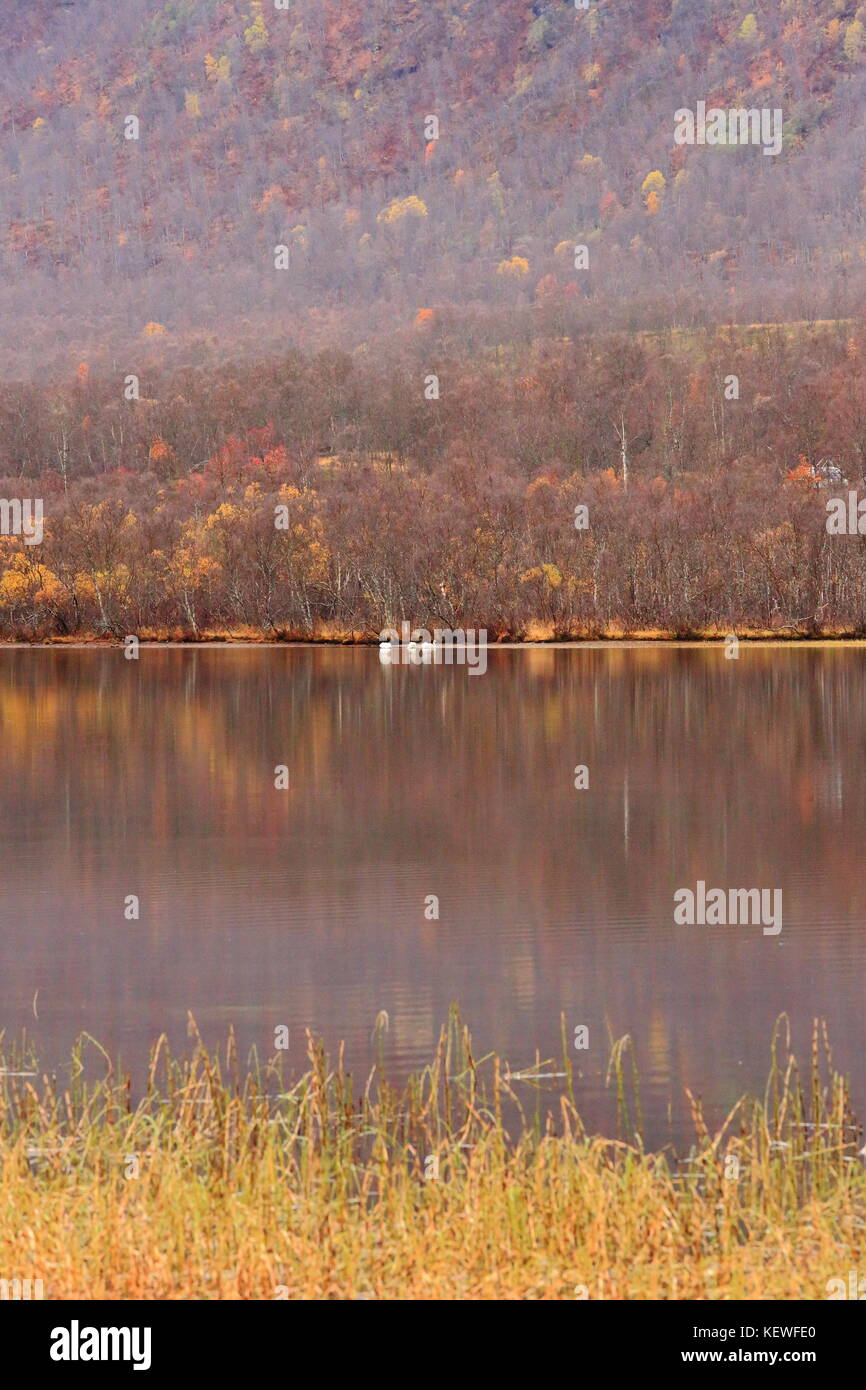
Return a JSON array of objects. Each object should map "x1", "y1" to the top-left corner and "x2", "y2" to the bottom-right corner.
[{"x1": 1, "y1": 644, "x2": 863, "y2": 1150}]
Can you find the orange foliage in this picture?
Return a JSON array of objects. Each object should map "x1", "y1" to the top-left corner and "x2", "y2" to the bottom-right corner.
[
  {"x1": 149, "y1": 437, "x2": 175, "y2": 464},
  {"x1": 786, "y1": 457, "x2": 816, "y2": 487}
]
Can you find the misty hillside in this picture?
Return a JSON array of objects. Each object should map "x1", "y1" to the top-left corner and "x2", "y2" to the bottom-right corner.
[{"x1": 2, "y1": 0, "x2": 866, "y2": 378}]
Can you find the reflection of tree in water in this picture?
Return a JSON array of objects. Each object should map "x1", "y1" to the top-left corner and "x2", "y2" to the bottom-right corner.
[
  {"x1": 1, "y1": 646, "x2": 864, "y2": 1148},
  {"x1": 0, "y1": 646, "x2": 859, "y2": 884}
]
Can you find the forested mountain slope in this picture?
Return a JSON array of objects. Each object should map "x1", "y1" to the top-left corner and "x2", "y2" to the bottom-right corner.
[{"x1": 2, "y1": 0, "x2": 866, "y2": 377}]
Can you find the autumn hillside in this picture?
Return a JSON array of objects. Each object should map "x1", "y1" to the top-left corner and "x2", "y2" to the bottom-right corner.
[
  {"x1": 3, "y1": 0, "x2": 866, "y2": 378},
  {"x1": 3, "y1": 2, "x2": 866, "y2": 640}
]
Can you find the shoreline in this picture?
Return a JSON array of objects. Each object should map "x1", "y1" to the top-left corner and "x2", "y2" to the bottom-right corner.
[{"x1": 1, "y1": 633, "x2": 866, "y2": 650}]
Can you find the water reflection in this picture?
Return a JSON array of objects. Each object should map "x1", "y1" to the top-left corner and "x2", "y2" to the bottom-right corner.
[{"x1": 0, "y1": 645, "x2": 863, "y2": 1149}]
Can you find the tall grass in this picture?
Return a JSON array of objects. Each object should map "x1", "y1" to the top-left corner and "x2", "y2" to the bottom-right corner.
[{"x1": 0, "y1": 1012, "x2": 862, "y2": 1300}]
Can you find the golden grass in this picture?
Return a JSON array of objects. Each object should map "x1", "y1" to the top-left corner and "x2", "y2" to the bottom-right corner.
[
  {"x1": 520, "y1": 620, "x2": 557, "y2": 642},
  {"x1": 0, "y1": 1015, "x2": 862, "y2": 1300}
]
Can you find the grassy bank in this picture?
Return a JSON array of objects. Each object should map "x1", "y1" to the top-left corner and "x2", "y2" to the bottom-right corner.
[{"x1": 0, "y1": 1015, "x2": 862, "y2": 1300}]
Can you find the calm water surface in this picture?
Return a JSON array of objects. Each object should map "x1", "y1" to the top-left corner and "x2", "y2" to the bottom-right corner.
[{"x1": 1, "y1": 646, "x2": 864, "y2": 1149}]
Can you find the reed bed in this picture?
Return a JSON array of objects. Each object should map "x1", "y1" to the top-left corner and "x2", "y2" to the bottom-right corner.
[{"x1": 0, "y1": 1012, "x2": 862, "y2": 1300}]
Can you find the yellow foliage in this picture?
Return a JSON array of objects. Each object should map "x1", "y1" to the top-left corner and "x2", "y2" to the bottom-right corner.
[
  {"x1": 496, "y1": 256, "x2": 530, "y2": 277},
  {"x1": 184, "y1": 91, "x2": 201, "y2": 119},
  {"x1": 206, "y1": 503, "x2": 242, "y2": 529},
  {"x1": 641, "y1": 170, "x2": 666, "y2": 196},
  {"x1": 519, "y1": 564, "x2": 562, "y2": 588},
  {"x1": 0, "y1": 553, "x2": 63, "y2": 610},
  {"x1": 74, "y1": 573, "x2": 96, "y2": 601},
  {"x1": 143, "y1": 322, "x2": 167, "y2": 337},
  {"x1": 166, "y1": 539, "x2": 221, "y2": 590},
  {"x1": 376, "y1": 195, "x2": 429, "y2": 225},
  {"x1": 93, "y1": 564, "x2": 131, "y2": 594},
  {"x1": 0, "y1": 558, "x2": 32, "y2": 605},
  {"x1": 205, "y1": 54, "x2": 231, "y2": 83},
  {"x1": 243, "y1": 5, "x2": 269, "y2": 53},
  {"x1": 35, "y1": 574, "x2": 65, "y2": 606}
]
